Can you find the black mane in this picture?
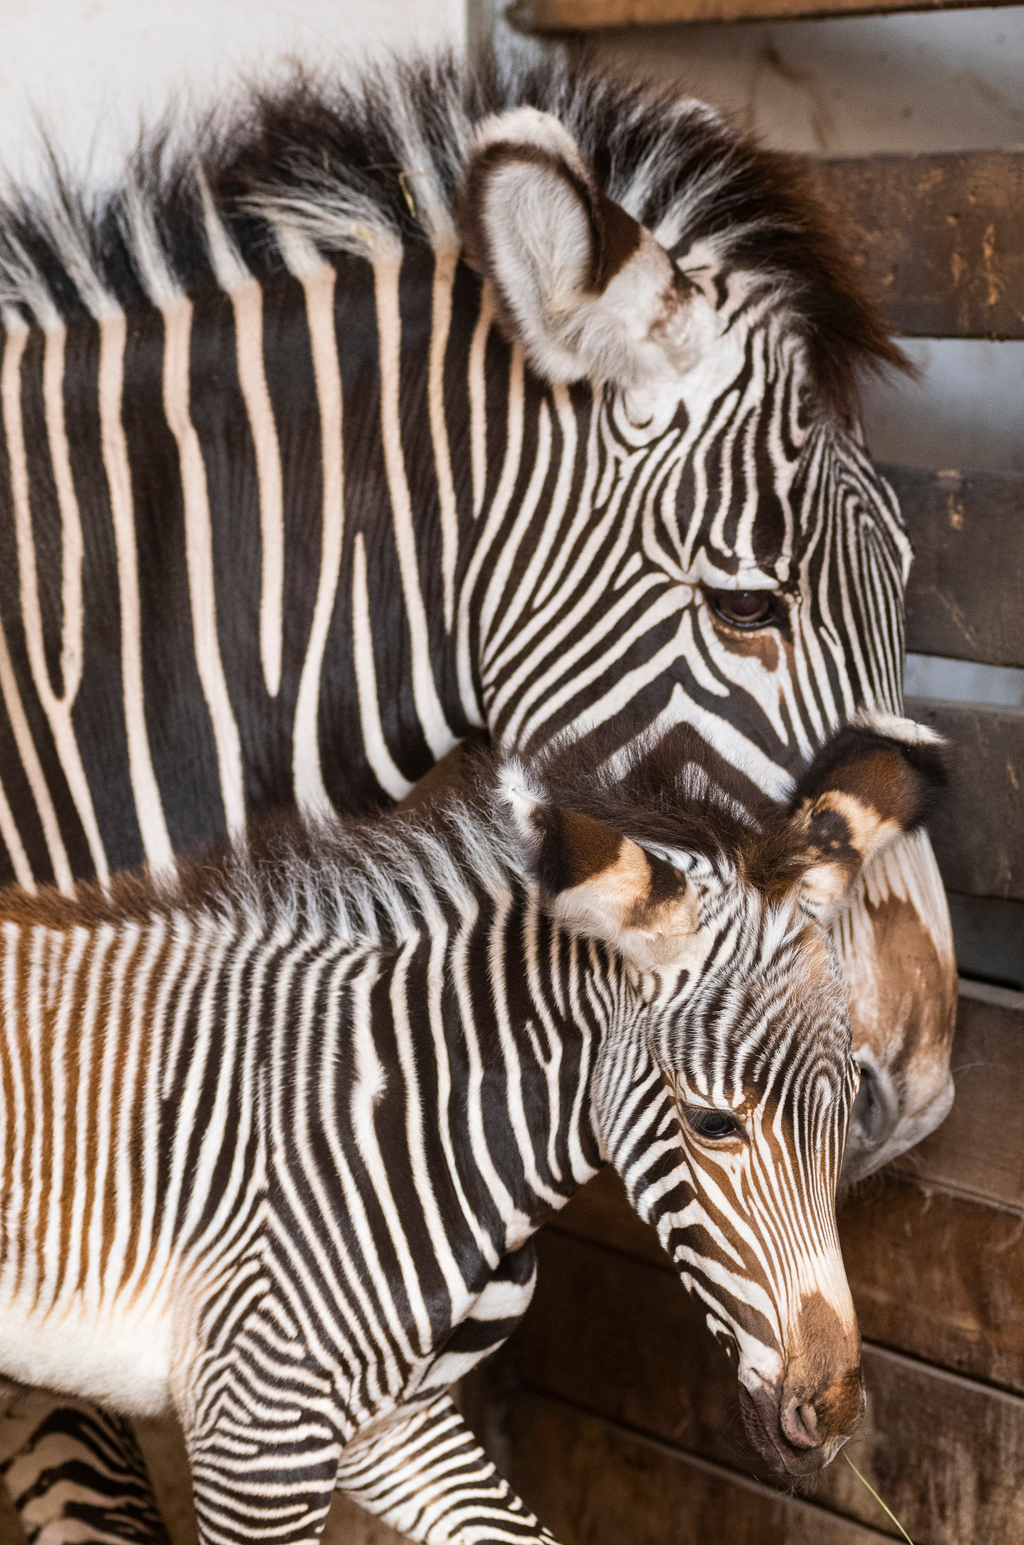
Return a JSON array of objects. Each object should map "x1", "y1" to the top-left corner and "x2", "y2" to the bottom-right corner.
[{"x1": 0, "y1": 48, "x2": 903, "y2": 416}]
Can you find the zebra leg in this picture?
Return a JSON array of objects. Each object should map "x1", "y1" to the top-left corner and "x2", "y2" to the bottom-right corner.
[
  {"x1": 0, "y1": 1390, "x2": 169, "y2": 1545},
  {"x1": 180, "y1": 1318, "x2": 344, "y2": 1545},
  {"x1": 186, "y1": 1408, "x2": 341, "y2": 1545},
  {"x1": 335, "y1": 1393, "x2": 558, "y2": 1545}
]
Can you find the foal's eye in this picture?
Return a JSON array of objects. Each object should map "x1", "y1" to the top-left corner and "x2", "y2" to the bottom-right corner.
[
  {"x1": 704, "y1": 589, "x2": 778, "y2": 629},
  {"x1": 682, "y1": 1105, "x2": 743, "y2": 1141}
]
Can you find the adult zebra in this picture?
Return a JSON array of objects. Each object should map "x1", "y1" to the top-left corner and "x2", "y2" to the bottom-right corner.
[
  {"x1": 0, "y1": 46, "x2": 955, "y2": 1541},
  {"x1": 0, "y1": 718, "x2": 945, "y2": 1545}
]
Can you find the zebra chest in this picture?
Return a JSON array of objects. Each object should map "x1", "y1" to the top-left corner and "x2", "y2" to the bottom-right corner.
[{"x1": 0, "y1": 1284, "x2": 176, "y2": 1416}]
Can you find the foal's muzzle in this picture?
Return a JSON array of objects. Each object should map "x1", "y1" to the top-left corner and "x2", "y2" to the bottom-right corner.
[{"x1": 739, "y1": 1358, "x2": 864, "y2": 1476}]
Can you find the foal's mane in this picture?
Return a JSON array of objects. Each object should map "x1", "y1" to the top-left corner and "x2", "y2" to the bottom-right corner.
[
  {"x1": 0, "y1": 726, "x2": 805, "y2": 942},
  {"x1": 0, "y1": 49, "x2": 901, "y2": 416}
]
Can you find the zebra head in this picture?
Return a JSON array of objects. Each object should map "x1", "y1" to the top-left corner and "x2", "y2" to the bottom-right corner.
[
  {"x1": 506, "y1": 713, "x2": 946, "y2": 1474},
  {"x1": 457, "y1": 86, "x2": 954, "y2": 1180}
]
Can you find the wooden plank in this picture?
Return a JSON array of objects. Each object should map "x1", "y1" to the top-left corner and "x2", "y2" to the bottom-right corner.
[
  {"x1": 840, "y1": 1169, "x2": 1024, "y2": 1395},
  {"x1": 904, "y1": 699, "x2": 1024, "y2": 901},
  {"x1": 510, "y1": 0, "x2": 1014, "y2": 32},
  {"x1": 894, "y1": 980, "x2": 1024, "y2": 1210},
  {"x1": 555, "y1": 1162, "x2": 663, "y2": 1269},
  {"x1": 500, "y1": 1392, "x2": 894, "y2": 1545},
  {"x1": 805, "y1": 152, "x2": 1024, "y2": 339},
  {"x1": 948, "y1": 893, "x2": 1024, "y2": 991},
  {"x1": 887, "y1": 464, "x2": 1024, "y2": 671},
  {"x1": 521, "y1": 1229, "x2": 1024, "y2": 1539}
]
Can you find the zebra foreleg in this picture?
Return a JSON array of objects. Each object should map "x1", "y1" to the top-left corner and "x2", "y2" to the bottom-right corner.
[
  {"x1": 185, "y1": 1415, "x2": 341, "y2": 1545},
  {"x1": 335, "y1": 1393, "x2": 558, "y2": 1545},
  {"x1": 0, "y1": 1392, "x2": 169, "y2": 1545}
]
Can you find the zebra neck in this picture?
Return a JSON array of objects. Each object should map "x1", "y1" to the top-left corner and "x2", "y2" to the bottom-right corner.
[{"x1": 281, "y1": 891, "x2": 610, "y2": 1250}]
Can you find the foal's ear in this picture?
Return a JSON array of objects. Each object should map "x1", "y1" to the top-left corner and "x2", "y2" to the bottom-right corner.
[
  {"x1": 789, "y1": 712, "x2": 947, "y2": 916},
  {"x1": 501, "y1": 762, "x2": 701, "y2": 971},
  {"x1": 457, "y1": 108, "x2": 691, "y2": 389}
]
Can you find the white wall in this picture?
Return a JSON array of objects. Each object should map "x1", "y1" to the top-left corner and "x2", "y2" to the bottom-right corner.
[{"x1": 0, "y1": 0, "x2": 464, "y2": 183}]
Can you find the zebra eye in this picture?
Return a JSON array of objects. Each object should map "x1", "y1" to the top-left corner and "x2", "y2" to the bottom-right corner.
[
  {"x1": 682, "y1": 1105, "x2": 743, "y2": 1142},
  {"x1": 705, "y1": 589, "x2": 777, "y2": 629}
]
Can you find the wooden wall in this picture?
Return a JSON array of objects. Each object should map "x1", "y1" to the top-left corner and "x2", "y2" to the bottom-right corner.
[
  {"x1": 461, "y1": 149, "x2": 1024, "y2": 1543},
  {"x1": 508, "y1": 0, "x2": 1019, "y2": 30}
]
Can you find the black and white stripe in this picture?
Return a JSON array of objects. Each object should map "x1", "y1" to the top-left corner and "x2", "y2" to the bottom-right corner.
[
  {"x1": 0, "y1": 717, "x2": 946, "y2": 1544},
  {"x1": 0, "y1": 55, "x2": 952, "y2": 1153},
  {"x1": 0, "y1": 49, "x2": 956, "y2": 1539}
]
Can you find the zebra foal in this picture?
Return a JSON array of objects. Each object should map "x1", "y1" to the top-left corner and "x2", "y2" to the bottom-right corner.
[{"x1": 0, "y1": 715, "x2": 943, "y2": 1544}]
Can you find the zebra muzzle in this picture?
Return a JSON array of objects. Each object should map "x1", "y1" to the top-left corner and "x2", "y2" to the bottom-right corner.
[{"x1": 739, "y1": 1360, "x2": 864, "y2": 1475}]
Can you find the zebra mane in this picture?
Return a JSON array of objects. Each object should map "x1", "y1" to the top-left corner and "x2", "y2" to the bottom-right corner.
[
  {"x1": 0, "y1": 48, "x2": 902, "y2": 412},
  {"x1": 0, "y1": 730, "x2": 806, "y2": 948},
  {"x1": 0, "y1": 795, "x2": 524, "y2": 949}
]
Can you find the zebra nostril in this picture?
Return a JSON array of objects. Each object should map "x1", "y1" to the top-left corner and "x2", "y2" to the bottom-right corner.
[
  {"x1": 781, "y1": 1396, "x2": 822, "y2": 1450},
  {"x1": 851, "y1": 1063, "x2": 895, "y2": 1146}
]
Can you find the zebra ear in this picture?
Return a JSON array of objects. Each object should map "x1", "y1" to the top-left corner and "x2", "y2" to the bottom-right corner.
[
  {"x1": 790, "y1": 712, "x2": 948, "y2": 917},
  {"x1": 501, "y1": 762, "x2": 700, "y2": 969},
  {"x1": 457, "y1": 108, "x2": 692, "y2": 389}
]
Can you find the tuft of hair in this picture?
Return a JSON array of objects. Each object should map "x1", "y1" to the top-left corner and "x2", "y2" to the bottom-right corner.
[
  {"x1": 789, "y1": 715, "x2": 948, "y2": 834},
  {"x1": 497, "y1": 757, "x2": 549, "y2": 838},
  {"x1": 850, "y1": 707, "x2": 944, "y2": 747},
  {"x1": 0, "y1": 48, "x2": 904, "y2": 420}
]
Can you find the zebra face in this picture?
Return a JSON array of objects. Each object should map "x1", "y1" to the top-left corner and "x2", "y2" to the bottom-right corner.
[
  {"x1": 460, "y1": 105, "x2": 955, "y2": 1181},
  {"x1": 649, "y1": 933, "x2": 862, "y2": 1477},
  {"x1": 509, "y1": 712, "x2": 946, "y2": 1471}
]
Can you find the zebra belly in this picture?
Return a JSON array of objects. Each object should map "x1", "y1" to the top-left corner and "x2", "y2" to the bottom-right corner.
[{"x1": 0, "y1": 1294, "x2": 174, "y2": 1415}]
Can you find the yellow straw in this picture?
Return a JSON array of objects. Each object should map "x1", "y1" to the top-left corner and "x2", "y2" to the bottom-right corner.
[{"x1": 844, "y1": 1453, "x2": 915, "y2": 1544}]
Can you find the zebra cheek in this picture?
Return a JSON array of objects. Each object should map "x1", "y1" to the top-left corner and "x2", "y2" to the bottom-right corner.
[{"x1": 836, "y1": 847, "x2": 957, "y2": 1180}]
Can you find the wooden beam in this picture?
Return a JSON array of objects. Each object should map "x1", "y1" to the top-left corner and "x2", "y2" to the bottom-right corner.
[
  {"x1": 890, "y1": 464, "x2": 1024, "y2": 670},
  {"x1": 948, "y1": 893, "x2": 1024, "y2": 991},
  {"x1": 905, "y1": 699, "x2": 1024, "y2": 901},
  {"x1": 520, "y1": 1228, "x2": 1024, "y2": 1539},
  {"x1": 502, "y1": 1393, "x2": 894, "y2": 1545},
  {"x1": 808, "y1": 152, "x2": 1024, "y2": 338},
  {"x1": 510, "y1": 0, "x2": 1012, "y2": 30},
  {"x1": 898, "y1": 982, "x2": 1024, "y2": 1210},
  {"x1": 840, "y1": 1172, "x2": 1024, "y2": 1396}
]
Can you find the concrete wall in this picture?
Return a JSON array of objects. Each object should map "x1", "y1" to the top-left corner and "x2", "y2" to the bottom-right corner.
[{"x1": 587, "y1": 8, "x2": 1024, "y2": 156}]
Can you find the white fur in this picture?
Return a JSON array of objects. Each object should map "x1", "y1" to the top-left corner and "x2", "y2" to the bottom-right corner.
[
  {"x1": 497, "y1": 758, "x2": 548, "y2": 839},
  {"x1": 852, "y1": 707, "x2": 944, "y2": 746},
  {"x1": 470, "y1": 107, "x2": 591, "y2": 184},
  {"x1": 469, "y1": 109, "x2": 693, "y2": 389},
  {"x1": 0, "y1": 1294, "x2": 173, "y2": 1416}
]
